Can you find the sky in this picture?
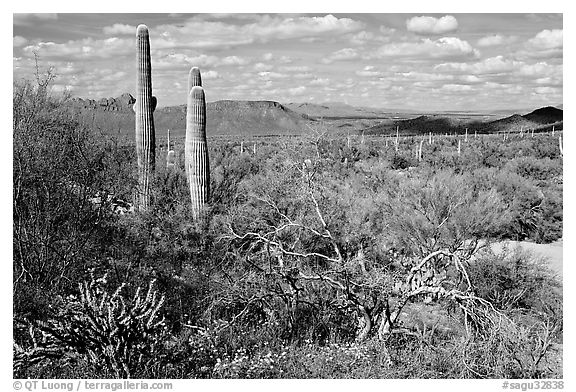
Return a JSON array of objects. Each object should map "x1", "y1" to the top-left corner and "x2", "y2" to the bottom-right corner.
[{"x1": 12, "y1": 13, "x2": 563, "y2": 111}]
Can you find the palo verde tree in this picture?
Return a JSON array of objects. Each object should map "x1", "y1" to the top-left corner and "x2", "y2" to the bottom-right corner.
[{"x1": 222, "y1": 150, "x2": 513, "y2": 357}]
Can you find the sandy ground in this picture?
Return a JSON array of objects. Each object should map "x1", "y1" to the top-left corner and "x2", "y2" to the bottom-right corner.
[{"x1": 489, "y1": 238, "x2": 563, "y2": 279}]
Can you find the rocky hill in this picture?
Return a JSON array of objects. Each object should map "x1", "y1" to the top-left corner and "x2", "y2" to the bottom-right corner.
[
  {"x1": 67, "y1": 95, "x2": 563, "y2": 138},
  {"x1": 68, "y1": 94, "x2": 313, "y2": 138},
  {"x1": 70, "y1": 93, "x2": 136, "y2": 111}
]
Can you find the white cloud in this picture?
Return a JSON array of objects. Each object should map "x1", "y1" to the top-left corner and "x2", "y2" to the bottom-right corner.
[
  {"x1": 154, "y1": 14, "x2": 363, "y2": 49},
  {"x1": 477, "y1": 35, "x2": 504, "y2": 47},
  {"x1": 441, "y1": 84, "x2": 473, "y2": 92},
  {"x1": 13, "y1": 36, "x2": 28, "y2": 47},
  {"x1": 356, "y1": 66, "x2": 383, "y2": 77},
  {"x1": 202, "y1": 70, "x2": 220, "y2": 79},
  {"x1": 527, "y1": 29, "x2": 562, "y2": 50},
  {"x1": 435, "y1": 56, "x2": 561, "y2": 81},
  {"x1": 379, "y1": 26, "x2": 397, "y2": 35},
  {"x1": 535, "y1": 86, "x2": 559, "y2": 94},
  {"x1": 261, "y1": 53, "x2": 292, "y2": 64},
  {"x1": 22, "y1": 38, "x2": 132, "y2": 60},
  {"x1": 309, "y1": 78, "x2": 331, "y2": 86},
  {"x1": 258, "y1": 71, "x2": 289, "y2": 80},
  {"x1": 348, "y1": 30, "x2": 390, "y2": 45},
  {"x1": 253, "y1": 62, "x2": 274, "y2": 72},
  {"x1": 374, "y1": 37, "x2": 478, "y2": 59},
  {"x1": 103, "y1": 24, "x2": 136, "y2": 35},
  {"x1": 278, "y1": 65, "x2": 312, "y2": 72},
  {"x1": 321, "y1": 48, "x2": 359, "y2": 63},
  {"x1": 406, "y1": 15, "x2": 458, "y2": 35},
  {"x1": 435, "y1": 56, "x2": 518, "y2": 74},
  {"x1": 221, "y1": 56, "x2": 250, "y2": 66},
  {"x1": 14, "y1": 13, "x2": 58, "y2": 26},
  {"x1": 288, "y1": 86, "x2": 307, "y2": 95},
  {"x1": 516, "y1": 29, "x2": 563, "y2": 59}
]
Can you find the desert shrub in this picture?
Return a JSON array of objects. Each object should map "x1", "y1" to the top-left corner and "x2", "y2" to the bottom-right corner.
[
  {"x1": 469, "y1": 247, "x2": 562, "y2": 318},
  {"x1": 506, "y1": 156, "x2": 562, "y2": 183},
  {"x1": 14, "y1": 274, "x2": 167, "y2": 378},
  {"x1": 13, "y1": 77, "x2": 127, "y2": 317},
  {"x1": 390, "y1": 154, "x2": 411, "y2": 170}
]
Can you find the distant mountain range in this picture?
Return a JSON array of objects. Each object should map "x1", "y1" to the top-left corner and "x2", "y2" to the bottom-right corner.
[
  {"x1": 68, "y1": 94, "x2": 562, "y2": 139},
  {"x1": 363, "y1": 106, "x2": 563, "y2": 136},
  {"x1": 70, "y1": 95, "x2": 312, "y2": 138}
]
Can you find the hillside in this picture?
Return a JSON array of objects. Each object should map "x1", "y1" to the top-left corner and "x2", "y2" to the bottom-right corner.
[
  {"x1": 522, "y1": 106, "x2": 563, "y2": 124},
  {"x1": 68, "y1": 95, "x2": 563, "y2": 138},
  {"x1": 360, "y1": 107, "x2": 563, "y2": 136},
  {"x1": 361, "y1": 115, "x2": 475, "y2": 136},
  {"x1": 285, "y1": 101, "x2": 390, "y2": 119},
  {"x1": 69, "y1": 94, "x2": 313, "y2": 138}
]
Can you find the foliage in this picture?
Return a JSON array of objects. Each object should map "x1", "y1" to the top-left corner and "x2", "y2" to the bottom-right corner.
[
  {"x1": 13, "y1": 74, "x2": 563, "y2": 379},
  {"x1": 14, "y1": 273, "x2": 166, "y2": 378}
]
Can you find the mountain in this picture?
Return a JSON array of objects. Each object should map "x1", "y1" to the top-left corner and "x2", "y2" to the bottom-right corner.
[
  {"x1": 68, "y1": 94, "x2": 313, "y2": 138},
  {"x1": 284, "y1": 101, "x2": 390, "y2": 119},
  {"x1": 522, "y1": 106, "x2": 563, "y2": 124},
  {"x1": 486, "y1": 107, "x2": 563, "y2": 133},
  {"x1": 362, "y1": 115, "x2": 472, "y2": 136},
  {"x1": 360, "y1": 106, "x2": 563, "y2": 136},
  {"x1": 68, "y1": 96, "x2": 563, "y2": 138},
  {"x1": 205, "y1": 100, "x2": 312, "y2": 136}
]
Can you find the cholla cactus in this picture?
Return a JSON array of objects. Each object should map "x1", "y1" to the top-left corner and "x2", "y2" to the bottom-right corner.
[
  {"x1": 185, "y1": 85, "x2": 210, "y2": 219},
  {"x1": 14, "y1": 273, "x2": 165, "y2": 378},
  {"x1": 457, "y1": 139, "x2": 461, "y2": 156},
  {"x1": 134, "y1": 24, "x2": 156, "y2": 211}
]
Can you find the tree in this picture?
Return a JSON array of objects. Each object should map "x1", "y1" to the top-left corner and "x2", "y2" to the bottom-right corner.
[{"x1": 223, "y1": 156, "x2": 512, "y2": 357}]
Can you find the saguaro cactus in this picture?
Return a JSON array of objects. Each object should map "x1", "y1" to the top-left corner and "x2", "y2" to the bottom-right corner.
[
  {"x1": 188, "y1": 66, "x2": 202, "y2": 91},
  {"x1": 166, "y1": 129, "x2": 175, "y2": 168},
  {"x1": 418, "y1": 139, "x2": 423, "y2": 162},
  {"x1": 185, "y1": 85, "x2": 210, "y2": 219},
  {"x1": 134, "y1": 24, "x2": 156, "y2": 211},
  {"x1": 559, "y1": 135, "x2": 563, "y2": 156}
]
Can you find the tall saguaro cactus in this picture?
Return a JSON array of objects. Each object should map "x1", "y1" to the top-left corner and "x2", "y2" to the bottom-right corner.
[
  {"x1": 134, "y1": 24, "x2": 156, "y2": 211},
  {"x1": 188, "y1": 67, "x2": 202, "y2": 91},
  {"x1": 185, "y1": 84, "x2": 210, "y2": 219},
  {"x1": 166, "y1": 129, "x2": 175, "y2": 168}
]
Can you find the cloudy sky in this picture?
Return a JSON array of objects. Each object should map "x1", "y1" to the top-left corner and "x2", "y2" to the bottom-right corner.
[{"x1": 13, "y1": 13, "x2": 562, "y2": 111}]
